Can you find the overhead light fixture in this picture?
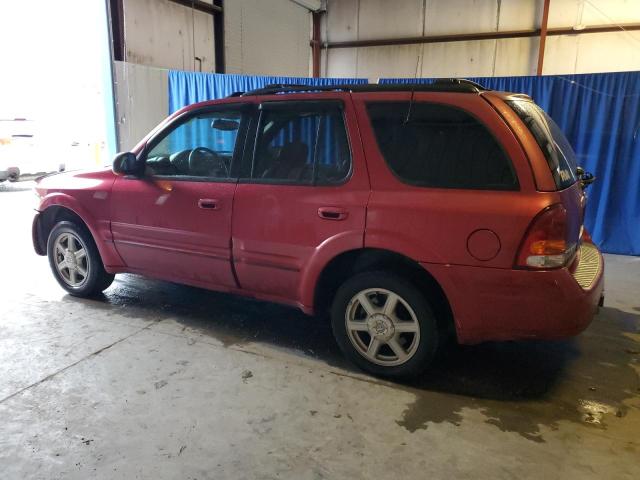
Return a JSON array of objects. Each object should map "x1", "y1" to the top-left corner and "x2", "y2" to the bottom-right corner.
[{"x1": 573, "y1": 24, "x2": 586, "y2": 31}]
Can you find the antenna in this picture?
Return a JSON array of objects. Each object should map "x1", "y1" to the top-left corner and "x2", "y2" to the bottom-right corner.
[{"x1": 403, "y1": 45, "x2": 423, "y2": 125}]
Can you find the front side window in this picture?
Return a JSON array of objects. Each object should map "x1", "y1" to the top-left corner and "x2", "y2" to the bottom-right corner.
[
  {"x1": 366, "y1": 102, "x2": 518, "y2": 190},
  {"x1": 145, "y1": 110, "x2": 243, "y2": 180},
  {"x1": 250, "y1": 102, "x2": 351, "y2": 185}
]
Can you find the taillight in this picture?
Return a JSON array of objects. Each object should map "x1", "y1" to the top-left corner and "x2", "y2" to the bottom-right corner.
[{"x1": 516, "y1": 204, "x2": 576, "y2": 269}]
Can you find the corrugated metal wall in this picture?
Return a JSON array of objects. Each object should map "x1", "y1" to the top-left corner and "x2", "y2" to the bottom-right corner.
[
  {"x1": 322, "y1": 0, "x2": 640, "y2": 80},
  {"x1": 121, "y1": 0, "x2": 216, "y2": 72},
  {"x1": 120, "y1": 0, "x2": 312, "y2": 76},
  {"x1": 224, "y1": 0, "x2": 311, "y2": 76},
  {"x1": 113, "y1": 62, "x2": 168, "y2": 151}
]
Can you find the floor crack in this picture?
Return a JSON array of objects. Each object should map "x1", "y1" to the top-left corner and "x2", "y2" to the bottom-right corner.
[{"x1": 0, "y1": 320, "x2": 160, "y2": 405}]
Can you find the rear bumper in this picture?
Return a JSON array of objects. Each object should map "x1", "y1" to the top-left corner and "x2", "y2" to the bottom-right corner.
[{"x1": 423, "y1": 243, "x2": 604, "y2": 344}]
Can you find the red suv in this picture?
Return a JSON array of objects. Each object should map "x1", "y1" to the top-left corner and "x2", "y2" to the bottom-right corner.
[{"x1": 32, "y1": 80, "x2": 604, "y2": 377}]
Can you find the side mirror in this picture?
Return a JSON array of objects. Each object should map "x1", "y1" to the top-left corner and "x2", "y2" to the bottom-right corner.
[{"x1": 112, "y1": 152, "x2": 141, "y2": 176}]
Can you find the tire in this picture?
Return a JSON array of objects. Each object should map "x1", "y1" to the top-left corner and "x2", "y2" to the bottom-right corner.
[
  {"x1": 47, "y1": 221, "x2": 115, "y2": 296},
  {"x1": 8, "y1": 168, "x2": 20, "y2": 182},
  {"x1": 330, "y1": 271, "x2": 439, "y2": 378}
]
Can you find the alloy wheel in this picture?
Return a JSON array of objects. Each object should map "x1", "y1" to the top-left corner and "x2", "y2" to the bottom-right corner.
[
  {"x1": 345, "y1": 288, "x2": 421, "y2": 367},
  {"x1": 53, "y1": 232, "x2": 90, "y2": 288}
]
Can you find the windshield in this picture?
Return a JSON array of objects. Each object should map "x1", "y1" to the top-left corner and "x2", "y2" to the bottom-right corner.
[{"x1": 507, "y1": 100, "x2": 578, "y2": 190}]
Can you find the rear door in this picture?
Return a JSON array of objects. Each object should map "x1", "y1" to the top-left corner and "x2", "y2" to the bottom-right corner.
[
  {"x1": 353, "y1": 91, "x2": 537, "y2": 269},
  {"x1": 231, "y1": 94, "x2": 369, "y2": 308},
  {"x1": 110, "y1": 105, "x2": 249, "y2": 289}
]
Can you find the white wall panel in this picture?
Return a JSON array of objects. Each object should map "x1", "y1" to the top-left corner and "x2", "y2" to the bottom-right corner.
[
  {"x1": 122, "y1": 0, "x2": 313, "y2": 76},
  {"x1": 223, "y1": 0, "x2": 243, "y2": 73},
  {"x1": 424, "y1": 0, "x2": 498, "y2": 35},
  {"x1": 497, "y1": 0, "x2": 540, "y2": 31},
  {"x1": 573, "y1": 31, "x2": 640, "y2": 72},
  {"x1": 323, "y1": 0, "x2": 359, "y2": 42},
  {"x1": 544, "y1": 31, "x2": 640, "y2": 74},
  {"x1": 357, "y1": 44, "x2": 423, "y2": 80},
  {"x1": 325, "y1": 48, "x2": 359, "y2": 78},
  {"x1": 493, "y1": 37, "x2": 538, "y2": 76},
  {"x1": 358, "y1": 0, "x2": 424, "y2": 40},
  {"x1": 324, "y1": 0, "x2": 640, "y2": 78},
  {"x1": 123, "y1": 0, "x2": 215, "y2": 71},
  {"x1": 540, "y1": 34, "x2": 580, "y2": 74},
  {"x1": 114, "y1": 62, "x2": 168, "y2": 151},
  {"x1": 224, "y1": 0, "x2": 310, "y2": 76},
  {"x1": 548, "y1": 0, "x2": 640, "y2": 28},
  {"x1": 421, "y1": 39, "x2": 496, "y2": 78}
]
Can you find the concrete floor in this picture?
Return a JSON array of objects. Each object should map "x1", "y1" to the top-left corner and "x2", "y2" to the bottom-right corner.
[{"x1": 1, "y1": 180, "x2": 639, "y2": 480}]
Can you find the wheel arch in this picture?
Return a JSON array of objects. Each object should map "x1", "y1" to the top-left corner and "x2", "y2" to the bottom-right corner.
[
  {"x1": 36, "y1": 205, "x2": 90, "y2": 251},
  {"x1": 34, "y1": 203, "x2": 119, "y2": 270},
  {"x1": 313, "y1": 248, "x2": 456, "y2": 340}
]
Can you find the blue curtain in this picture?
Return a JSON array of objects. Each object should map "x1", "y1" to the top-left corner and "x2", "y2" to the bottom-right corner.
[
  {"x1": 380, "y1": 72, "x2": 640, "y2": 255},
  {"x1": 167, "y1": 70, "x2": 639, "y2": 255},
  {"x1": 168, "y1": 71, "x2": 367, "y2": 113},
  {"x1": 167, "y1": 71, "x2": 366, "y2": 173}
]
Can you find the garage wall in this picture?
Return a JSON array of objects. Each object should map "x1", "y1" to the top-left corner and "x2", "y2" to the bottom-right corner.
[
  {"x1": 322, "y1": 0, "x2": 640, "y2": 79},
  {"x1": 121, "y1": 0, "x2": 216, "y2": 71},
  {"x1": 114, "y1": 61, "x2": 168, "y2": 151},
  {"x1": 224, "y1": 0, "x2": 311, "y2": 76},
  {"x1": 113, "y1": 0, "x2": 314, "y2": 151},
  {"x1": 119, "y1": 0, "x2": 311, "y2": 76}
]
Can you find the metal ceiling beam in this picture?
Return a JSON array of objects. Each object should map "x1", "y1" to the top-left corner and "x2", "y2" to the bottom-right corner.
[
  {"x1": 537, "y1": 0, "x2": 551, "y2": 76},
  {"x1": 213, "y1": 0, "x2": 225, "y2": 72},
  {"x1": 317, "y1": 23, "x2": 640, "y2": 49},
  {"x1": 108, "y1": 0, "x2": 125, "y2": 62},
  {"x1": 311, "y1": 11, "x2": 322, "y2": 77},
  {"x1": 167, "y1": 0, "x2": 222, "y2": 15}
]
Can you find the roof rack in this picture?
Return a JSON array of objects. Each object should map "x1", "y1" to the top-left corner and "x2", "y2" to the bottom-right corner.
[{"x1": 237, "y1": 78, "x2": 487, "y2": 97}]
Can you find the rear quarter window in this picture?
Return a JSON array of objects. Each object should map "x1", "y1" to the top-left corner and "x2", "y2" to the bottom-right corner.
[
  {"x1": 507, "y1": 100, "x2": 578, "y2": 190},
  {"x1": 366, "y1": 102, "x2": 519, "y2": 190}
]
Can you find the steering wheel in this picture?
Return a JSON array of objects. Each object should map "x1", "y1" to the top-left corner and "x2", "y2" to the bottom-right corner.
[{"x1": 188, "y1": 147, "x2": 229, "y2": 177}]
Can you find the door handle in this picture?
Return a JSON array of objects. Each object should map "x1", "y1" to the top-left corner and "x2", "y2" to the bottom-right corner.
[
  {"x1": 318, "y1": 207, "x2": 348, "y2": 221},
  {"x1": 198, "y1": 198, "x2": 219, "y2": 210}
]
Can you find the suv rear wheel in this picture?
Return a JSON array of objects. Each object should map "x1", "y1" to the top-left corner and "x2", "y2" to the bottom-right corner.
[
  {"x1": 330, "y1": 271, "x2": 439, "y2": 378},
  {"x1": 47, "y1": 221, "x2": 115, "y2": 296}
]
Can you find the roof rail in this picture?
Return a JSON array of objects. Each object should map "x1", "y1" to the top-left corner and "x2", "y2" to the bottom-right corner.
[
  {"x1": 432, "y1": 78, "x2": 487, "y2": 90},
  {"x1": 240, "y1": 83, "x2": 348, "y2": 96},
  {"x1": 237, "y1": 78, "x2": 487, "y2": 97}
]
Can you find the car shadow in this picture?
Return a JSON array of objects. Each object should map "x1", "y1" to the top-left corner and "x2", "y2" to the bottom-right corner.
[
  {"x1": 87, "y1": 275, "x2": 631, "y2": 395},
  {"x1": 78, "y1": 274, "x2": 640, "y2": 442}
]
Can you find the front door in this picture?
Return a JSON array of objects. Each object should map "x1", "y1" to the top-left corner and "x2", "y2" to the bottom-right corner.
[
  {"x1": 231, "y1": 95, "x2": 370, "y2": 307},
  {"x1": 110, "y1": 105, "x2": 248, "y2": 289}
]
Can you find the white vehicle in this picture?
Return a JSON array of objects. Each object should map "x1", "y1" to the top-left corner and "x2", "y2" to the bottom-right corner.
[
  {"x1": 0, "y1": 118, "x2": 65, "y2": 181},
  {"x1": 0, "y1": 164, "x2": 20, "y2": 182}
]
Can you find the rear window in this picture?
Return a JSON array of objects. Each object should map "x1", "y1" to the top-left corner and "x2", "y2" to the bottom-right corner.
[
  {"x1": 507, "y1": 100, "x2": 577, "y2": 190},
  {"x1": 366, "y1": 102, "x2": 518, "y2": 190}
]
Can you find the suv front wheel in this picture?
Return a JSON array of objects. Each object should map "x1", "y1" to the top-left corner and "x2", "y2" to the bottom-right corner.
[
  {"x1": 331, "y1": 271, "x2": 439, "y2": 378},
  {"x1": 47, "y1": 221, "x2": 115, "y2": 296}
]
